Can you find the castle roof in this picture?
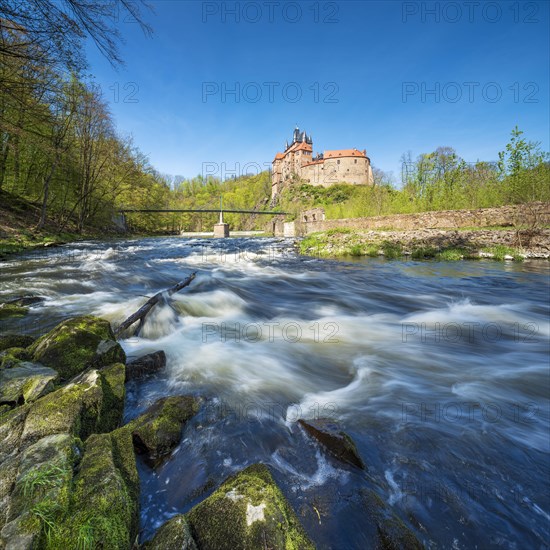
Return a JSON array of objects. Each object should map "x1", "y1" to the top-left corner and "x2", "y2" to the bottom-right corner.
[
  {"x1": 273, "y1": 152, "x2": 284, "y2": 160},
  {"x1": 293, "y1": 142, "x2": 312, "y2": 152},
  {"x1": 324, "y1": 148, "x2": 367, "y2": 158}
]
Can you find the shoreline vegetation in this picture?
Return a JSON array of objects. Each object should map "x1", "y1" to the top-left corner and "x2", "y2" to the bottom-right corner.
[{"x1": 298, "y1": 227, "x2": 550, "y2": 261}]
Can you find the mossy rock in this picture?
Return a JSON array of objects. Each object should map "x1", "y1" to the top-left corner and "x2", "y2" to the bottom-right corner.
[
  {"x1": 28, "y1": 316, "x2": 126, "y2": 381},
  {"x1": 20, "y1": 363, "x2": 126, "y2": 449},
  {"x1": 361, "y1": 489, "x2": 424, "y2": 549},
  {"x1": 126, "y1": 350, "x2": 166, "y2": 381},
  {"x1": 0, "y1": 434, "x2": 80, "y2": 548},
  {"x1": 142, "y1": 514, "x2": 197, "y2": 549},
  {"x1": 0, "y1": 362, "x2": 58, "y2": 406},
  {"x1": 0, "y1": 348, "x2": 31, "y2": 370},
  {"x1": 0, "y1": 304, "x2": 28, "y2": 320},
  {"x1": 187, "y1": 463, "x2": 315, "y2": 550},
  {"x1": 0, "y1": 335, "x2": 35, "y2": 353},
  {"x1": 298, "y1": 418, "x2": 365, "y2": 470},
  {"x1": 125, "y1": 395, "x2": 200, "y2": 465},
  {"x1": 50, "y1": 429, "x2": 139, "y2": 549}
]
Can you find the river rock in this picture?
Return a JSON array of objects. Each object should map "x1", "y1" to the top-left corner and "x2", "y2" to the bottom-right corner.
[
  {"x1": 19, "y1": 362, "x2": 126, "y2": 449},
  {"x1": 28, "y1": 315, "x2": 126, "y2": 381},
  {"x1": 361, "y1": 488, "x2": 424, "y2": 549},
  {"x1": 0, "y1": 362, "x2": 58, "y2": 406},
  {"x1": 0, "y1": 304, "x2": 28, "y2": 320},
  {"x1": 0, "y1": 348, "x2": 31, "y2": 369},
  {"x1": 126, "y1": 350, "x2": 166, "y2": 381},
  {"x1": 142, "y1": 515, "x2": 197, "y2": 550},
  {"x1": 6, "y1": 296, "x2": 45, "y2": 307},
  {"x1": 126, "y1": 395, "x2": 200, "y2": 464},
  {"x1": 298, "y1": 418, "x2": 365, "y2": 470},
  {"x1": 0, "y1": 335, "x2": 34, "y2": 353},
  {"x1": 46, "y1": 428, "x2": 140, "y2": 549},
  {"x1": 186, "y1": 463, "x2": 314, "y2": 550},
  {"x1": 0, "y1": 433, "x2": 81, "y2": 548}
]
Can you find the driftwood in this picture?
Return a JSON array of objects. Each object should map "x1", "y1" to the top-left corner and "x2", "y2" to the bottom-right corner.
[{"x1": 114, "y1": 272, "x2": 196, "y2": 337}]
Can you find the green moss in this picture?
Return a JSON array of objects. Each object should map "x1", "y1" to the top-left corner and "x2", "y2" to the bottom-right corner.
[
  {"x1": 28, "y1": 316, "x2": 125, "y2": 381},
  {"x1": 125, "y1": 395, "x2": 200, "y2": 464},
  {"x1": 349, "y1": 244, "x2": 363, "y2": 256},
  {"x1": 187, "y1": 463, "x2": 314, "y2": 550},
  {"x1": 49, "y1": 430, "x2": 139, "y2": 550},
  {"x1": 141, "y1": 514, "x2": 197, "y2": 550},
  {"x1": 0, "y1": 334, "x2": 35, "y2": 352},
  {"x1": 21, "y1": 364, "x2": 126, "y2": 447},
  {"x1": 0, "y1": 304, "x2": 28, "y2": 319}
]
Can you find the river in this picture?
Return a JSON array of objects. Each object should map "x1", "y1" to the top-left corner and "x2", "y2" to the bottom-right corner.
[{"x1": 0, "y1": 237, "x2": 548, "y2": 549}]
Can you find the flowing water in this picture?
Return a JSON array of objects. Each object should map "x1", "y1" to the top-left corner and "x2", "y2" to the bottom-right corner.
[{"x1": 0, "y1": 237, "x2": 548, "y2": 549}]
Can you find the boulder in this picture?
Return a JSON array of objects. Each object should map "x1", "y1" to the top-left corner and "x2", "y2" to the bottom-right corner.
[
  {"x1": 28, "y1": 316, "x2": 126, "y2": 381},
  {"x1": 126, "y1": 395, "x2": 200, "y2": 465},
  {"x1": 6, "y1": 296, "x2": 44, "y2": 307},
  {"x1": 361, "y1": 489, "x2": 424, "y2": 549},
  {"x1": 0, "y1": 348, "x2": 31, "y2": 370},
  {"x1": 49, "y1": 429, "x2": 139, "y2": 549},
  {"x1": 0, "y1": 433, "x2": 81, "y2": 548},
  {"x1": 0, "y1": 335, "x2": 35, "y2": 353},
  {"x1": 0, "y1": 304, "x2": 28, "y2": 320},
  {"x1": 298, "y1": 418, "x2": 365, "y2": 469},
  {"x1": 142, "y1": 515, "x2": 197, "y2": 550},
  {"x1": 125, "y1": 350, "x2": 166, "y2": 381},
  {"x1": 19, "y1": 362, "x2": 126, "y2": 449},
  {"x1": 0, "y1": 362, "x2": 58, "y2": 406},
  {"x1": 186, "y1": 463, "x2": 314, "y2": 550}
]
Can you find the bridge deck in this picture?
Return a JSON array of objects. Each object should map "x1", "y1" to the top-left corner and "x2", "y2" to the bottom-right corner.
[{"x1": 119, "y1": 209, "x2": 287, "y2": 215}]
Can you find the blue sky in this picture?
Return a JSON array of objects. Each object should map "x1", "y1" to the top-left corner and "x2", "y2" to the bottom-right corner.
[{"x1": 85, "y1": 0, "x2": 549, "y2": 183}]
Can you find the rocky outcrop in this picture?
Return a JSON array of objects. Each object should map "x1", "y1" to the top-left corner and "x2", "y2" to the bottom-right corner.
[
  {"x1": 125, "y1": 396, "x2": 200, "y2": 465},
  {"x1": 28, "y1": 316, "x2": 126, "y2": 381},
  {"x1": 125, "y1": 350, "x2": 166, "y2": 381},
  {"x1": 0, "y1": 362, "x2": 58, "y2": 407},
  {"x1": 0, "y1": 304, "x2": 28, "y2": 320},
  {"x1": 0, "y1": 361, "x2": 127, "y2": 546},
  {"x1": 298, "y1": 418, "x2": 365, "y2": 470},
  {"x1": 142, "y1": 515, "x2": 197, "y2": 550},
  {"x1": 48, "y1": 429, "x2": 140, "y2": 549},
  {"x1": 0, "y1": 335, "x2": 34, "y2": 353},
  {"x1": 186, "y1": 463, "x2": 314, "y2": 550}
]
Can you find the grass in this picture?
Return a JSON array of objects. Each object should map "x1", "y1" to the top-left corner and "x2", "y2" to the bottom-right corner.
[
  {"x1": 481, "y1": 245, "x2": 524, "y2": 261},
  {"x1": 411, "y1": 246, "x2": 438, "y2": 259},
  {"x1": 381, "y1": 241, "x2": 402, "y2": 259},
  {"x1": 437, "y1": 248, "x2": 470, "y2": 261},
  {"x1": 326, "y1": 227, "x2": 353, "y2": 235},
  {"x1": 30, "y1": 500, "x2": 63, "y2": 543},
  {"x1": 21, "y1": 464, "x2": 70, "y2": 497}
]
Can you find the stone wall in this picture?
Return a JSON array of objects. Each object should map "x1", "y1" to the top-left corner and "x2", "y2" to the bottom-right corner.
[{"x1": 274, "y1": 202, "x2": 550, "y2": 237}]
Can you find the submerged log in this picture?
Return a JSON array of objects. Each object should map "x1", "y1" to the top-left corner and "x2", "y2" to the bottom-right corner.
[{"x1": 114, "y1": 272, "x2": 196, "y2": 338}]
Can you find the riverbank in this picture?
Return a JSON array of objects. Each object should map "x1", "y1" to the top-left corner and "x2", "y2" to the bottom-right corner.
[{"x1": 299, "y1": 227, "x2": 550, "y2": 260}]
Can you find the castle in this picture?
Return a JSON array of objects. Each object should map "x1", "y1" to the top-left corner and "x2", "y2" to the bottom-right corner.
[{"x1": 271, "y1": 127, "x2": 374, "y2": 198}]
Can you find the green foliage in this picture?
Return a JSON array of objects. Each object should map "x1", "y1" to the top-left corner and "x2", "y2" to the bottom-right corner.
[
  {"x1": 381, "y1": 241, "x2": 402, "y2": 259},
  {"x1": 411, "y1": 247, "x2": 438, "y2": 259},
  {"x1": 349, "y1": 244, "x2": 363, "y2": 256},
  {"x1": 21, "y1": 464, "x2": 70, "y2": 498},
  {"x1": 481, "y1": 245, "x2": 524, "y2": 261},
  {"x1": 438, "y1": 248, "x2": 469, "y2": 261}
]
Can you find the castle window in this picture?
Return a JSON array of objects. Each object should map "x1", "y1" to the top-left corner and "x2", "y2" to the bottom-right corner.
[
  {"x1": 337, "y1": 160, "x2": 340, "y2": 164},
  {"x1": 354, "y1": 159, "x2": 357, "y2": 164}
]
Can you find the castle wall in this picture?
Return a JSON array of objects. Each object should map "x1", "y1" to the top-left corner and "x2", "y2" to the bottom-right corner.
[{"x1": 301, "y1": 156, "x2": 373, "y2": 187}]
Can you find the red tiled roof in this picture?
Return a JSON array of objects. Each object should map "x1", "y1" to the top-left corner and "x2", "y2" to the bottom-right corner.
[
  {"x1": 273, "y1": 153, "x2": 284, "y2": 160},
  {"x1": 324, "y1": 149, "x2": 366, "y2": 158}
]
